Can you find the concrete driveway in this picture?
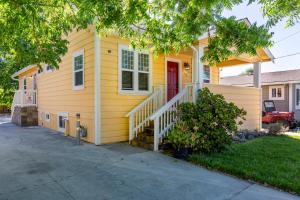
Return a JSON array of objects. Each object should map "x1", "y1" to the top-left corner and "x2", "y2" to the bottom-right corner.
[{"x1": 0, "y1": 121, "x2": 299, "y2": 200}]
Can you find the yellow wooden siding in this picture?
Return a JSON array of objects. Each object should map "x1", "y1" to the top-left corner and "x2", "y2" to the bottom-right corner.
[
  {"x1": 100, "y1": 36, "x2": 193, "y2": 144},
  {"x1": 37, "y1": 28, "x2": 95, "y2": 143},
  {"x1": 205, "y1": 84, "x2": 261, "y2": 130},
  {"x1": 210, "y1": 66, "x2": 220, "y2": 84}
]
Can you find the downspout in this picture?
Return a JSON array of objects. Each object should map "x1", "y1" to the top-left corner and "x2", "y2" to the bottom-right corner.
[{"x1": 94, "y1": 28, "x2": 101, "y2": 145}]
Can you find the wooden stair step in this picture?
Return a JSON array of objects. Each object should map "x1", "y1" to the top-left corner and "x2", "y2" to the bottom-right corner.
[
  {"x1": 131, "y1": 138, "x2": 154, "y2": 151},
  {"x1": 136, "y1": 133, "x2": 154, "y2": 143}
]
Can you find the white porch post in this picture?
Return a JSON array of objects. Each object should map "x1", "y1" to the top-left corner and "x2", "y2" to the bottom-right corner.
[
  {"x1": 253, "y1": 62, "x2": 262, "y2": 130},
  {"x1": 198, "y1": 45, "x2": 205, "y2": 89},
  {"x1": 191, "y1": 44, "x2": 205, "y2": 102},
  {"x1": 20, "y1": 90, "x2": 24, "y2": 107},
  {"x1": 289, "y1": 83, "x2": 293, "y2": 112},
  {"x1": 253, "y1": 62, "x2": 261, "y2": 88}
]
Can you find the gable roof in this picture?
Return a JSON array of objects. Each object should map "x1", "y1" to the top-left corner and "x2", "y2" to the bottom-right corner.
[
  {"x1": 11, "y1": 65, "x2": 36, "y2": 79},
  {"x1": 221, "y1": 69, "x2": 300, "y2": 86}
]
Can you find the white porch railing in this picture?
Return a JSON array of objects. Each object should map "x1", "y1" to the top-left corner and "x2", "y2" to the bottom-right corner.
[
  {"x1": 11, "y1": 90, "x2": 37, "y2": 116},
  {"x1": 149, "y1": 85, "x2": 193, "y2": 151},
  {"x1": 126, "y1": 86, "x2": 164, "y2": 142},
  {"x1": 12, "y1": 90, "x2": 37, "y2": 107}
]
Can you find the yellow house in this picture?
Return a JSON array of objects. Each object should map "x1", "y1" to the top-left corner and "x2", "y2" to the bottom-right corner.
[{"x1": 11, "y1": 26, "x2": 273, "y2": 150}]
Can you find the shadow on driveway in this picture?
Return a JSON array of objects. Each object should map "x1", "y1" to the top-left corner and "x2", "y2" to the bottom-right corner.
[{"x1": 0, "y1": 121, "x2": 299, "y2": 200}]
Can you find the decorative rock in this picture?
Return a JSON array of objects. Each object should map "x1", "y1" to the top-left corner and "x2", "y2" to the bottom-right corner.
[
  {"x1": 232, "y1": 129, "x2": 267, "y2": 143},
  {"x1": 11, "y1": 106, "x2": 38, "y2": 127}
]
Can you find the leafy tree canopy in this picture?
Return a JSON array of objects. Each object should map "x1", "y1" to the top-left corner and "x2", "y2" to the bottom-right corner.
[
  {"x1": 0, "y1": 0, "x2": 299, "y2": 96},
  {"x1": 1, "y1": 0, "x2": 274, "y2": 68},
  {"x1": 250, "y1": 0, "x2": 300, "y2": 27}
]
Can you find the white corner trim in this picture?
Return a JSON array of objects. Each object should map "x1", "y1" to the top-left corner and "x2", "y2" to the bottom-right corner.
[
  {"x1": 165, "y1": 57, "x2": 183, "y2": 102},
  {"x1": 94, "y1": 30, "x2": 101, "y2": 145},
  {"x1": 72, "y1": 49, "x2": 85, "y2": 91}
]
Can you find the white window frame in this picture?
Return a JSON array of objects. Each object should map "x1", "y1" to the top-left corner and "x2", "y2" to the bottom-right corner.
[
  {"x1": 72, "y1": 49, "x2": 85, "y2": 90},
  {"x1": 44, "y1": 64, "x2": 55, "y2": 73},
  {"x1": 118, "y1": 44, "x2": 152, "y2": 95},
  {"x1": 295, "y1": 84, "x2": 300, "y2": 110},
  {"x1": 57, "y1": 112, "x2": 68, "y2": 132},
  {"x1": 45, "y1": 112, "x2": 50, "y2": 122},
  {"x1": 203, "y1": 65, "x2": 211, "y2": 83},
  {"x1": 23, "y1": 77, "x2": 27, "y2": 91},
  {"x1": 32, "y1": 73, "x2": 37, "y2": 90},
  {"x1": 269, "y1": 85, "x2": 285, "y2": 100}
]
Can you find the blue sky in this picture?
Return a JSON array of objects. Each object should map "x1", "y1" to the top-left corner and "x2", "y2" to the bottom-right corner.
[{"x1": 221, "y1": 2, "x2": 300, "y2": 77}]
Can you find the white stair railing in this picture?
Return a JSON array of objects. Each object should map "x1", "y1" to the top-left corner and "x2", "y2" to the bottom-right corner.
[
  {"x1": 11, "y1": 90, "x2": 37, "y2": 117},
  {"x1": 150, "y1": 85, "x2": 193, "y2": 151},
  {"x1": 11, "y1": 91, "x2": 20, "y2": 118},
  {"x1": 126, "y1": 86, "x2": 164, "y2": 142}
]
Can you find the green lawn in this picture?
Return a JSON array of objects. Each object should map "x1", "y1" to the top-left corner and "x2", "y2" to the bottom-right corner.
[{"x1": 189, "y1": 135, "x2": 300, "y2": 195}]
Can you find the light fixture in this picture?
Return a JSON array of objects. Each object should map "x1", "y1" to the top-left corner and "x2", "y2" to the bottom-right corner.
[{"x1": 184, "y1": 62, "x2": 190, "y2": 70}]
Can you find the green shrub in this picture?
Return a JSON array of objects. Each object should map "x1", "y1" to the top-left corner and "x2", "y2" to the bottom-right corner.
[
  {"x1": 167, "y1": 121, "x2": 200, "y2": 151},
  {"x1": 167, "y1": 88, "x2": 246, "y2": 153}
]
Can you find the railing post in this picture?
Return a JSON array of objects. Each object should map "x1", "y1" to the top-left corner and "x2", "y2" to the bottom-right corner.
[
  {"x1": 129, "y1": 114, "x2": 134, "y2": 143},
  {"x1": 154, "y1": 118, "x2": 159, "y2": 151},
  {"x1": 159, "y1": 85, "x2": 163, "y2": 106},
  {"x1": 20, "y1": 90, "x2": 24, "y2": 107}
]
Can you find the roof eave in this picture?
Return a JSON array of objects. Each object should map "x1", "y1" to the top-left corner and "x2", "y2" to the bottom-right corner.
[{"x1": 11, "y1": 65, "x2": 35, "y2": 79}]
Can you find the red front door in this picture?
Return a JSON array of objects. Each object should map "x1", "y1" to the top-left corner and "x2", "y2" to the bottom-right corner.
[{"x1": 167, "y1": 61, "x2": 179, "y2": 101}]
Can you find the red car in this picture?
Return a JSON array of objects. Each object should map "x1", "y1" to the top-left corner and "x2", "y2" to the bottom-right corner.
[{"x1": 262, "y1": 100, "x2": 295, "y2": 127}]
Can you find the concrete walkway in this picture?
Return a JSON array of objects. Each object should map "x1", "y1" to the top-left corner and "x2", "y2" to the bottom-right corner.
[
  {"x1": 0, "y1": 113, "x2": 11, "y2": 124},
  {"x1": 0, "y1": 122, "x2": 299, "y2": 200}
]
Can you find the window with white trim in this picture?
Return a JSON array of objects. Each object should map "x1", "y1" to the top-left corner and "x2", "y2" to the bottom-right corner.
[
  {"x1": 39, "y1": 112, "x2": 44, "y2": 120},
  {"x1": 32, "y1": 73, "x2": 37, "y2": 90},
  {"x1": 23, "y1": 77, "x2": 27, "y2": 90},
  {"x1": 45, "y1": 64, "x2": 55, "y2": 73},
  {"x1": 269, "y1": 85, "x2": 284, "y2": 100},
  {"x1": 295, "y1": 85, "x2": 300, "y2": 109},
  {"x1": 73, "y1": 49, "x2": 84, "y2": 90},
  {"x1": 119, "y1": 45, "x2": 151, "y2": 94},
  {"x1": 203, "y1": 65, "x2": 210, "y2": 83},
  {"x1": 45, "y1": 112, "x2": 50, "y2": 122}
]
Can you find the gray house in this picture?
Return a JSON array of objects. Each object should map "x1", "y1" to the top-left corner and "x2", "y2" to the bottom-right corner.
[{"x1": 221, "y1": 69, "x2": 300, "y2": 120}]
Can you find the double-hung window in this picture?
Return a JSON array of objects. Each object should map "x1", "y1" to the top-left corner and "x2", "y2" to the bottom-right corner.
[
  {"x1": 23, "y1": 77, "x2": 27, "y2": 91},
  {"x1": 295, "y1": 85, "x2": 300, "y2": 109},
  {"x1": 119, "y1": 45, "x2": 151, "y2": 94},
  {"x1": 138, "y1": 53, "x2": 150, "y2": 91},
  {"x1": 73, "y1": 49, "x2": 84, "y2": 90},
  {"x1": 269, "y1": 85, "x2": 284, "y2": 100},
  {"x1": 203, "y1": 65, "x2": 210, "y2": 83},
  {"x1": 23, "y1": 77, "x2": 27, "y2": 94}
]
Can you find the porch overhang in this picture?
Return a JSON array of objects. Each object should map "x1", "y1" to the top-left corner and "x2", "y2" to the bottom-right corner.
[
  {"x1": 11, "y1": 65, "x2": 38, "y2": 79},
  {"x1": 197, "y1": 38, "x2": 274, "y2": 68}
]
